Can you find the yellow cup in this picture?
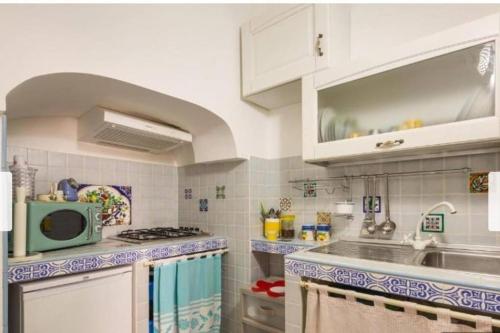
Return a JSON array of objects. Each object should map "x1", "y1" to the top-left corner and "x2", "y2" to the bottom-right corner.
[{"x1": 264, "y1": 218, "x2": 280, "y2": 241}]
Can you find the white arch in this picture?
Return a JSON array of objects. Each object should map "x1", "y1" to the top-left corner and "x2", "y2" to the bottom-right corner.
[{"x1": 6, "y1": 72, "x2": 241, "y2": 164}]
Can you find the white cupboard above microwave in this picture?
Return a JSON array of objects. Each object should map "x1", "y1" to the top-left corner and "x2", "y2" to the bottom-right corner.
[
  {"x1": 302, "y1": 14, "x2": 500, "y2": 164},
  {"x1": 241, "y1": 4, "x2": 350, "y2": 110}
]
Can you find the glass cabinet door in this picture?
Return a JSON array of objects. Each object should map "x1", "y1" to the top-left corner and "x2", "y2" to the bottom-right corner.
[{"x1": 317, "y1": 42, "x2": 495, "y2": 143}]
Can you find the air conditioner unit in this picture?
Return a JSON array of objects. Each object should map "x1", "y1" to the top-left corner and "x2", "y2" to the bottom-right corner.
[{"x1": 78, "y1": 107, "x2": 192, "y2": 153}]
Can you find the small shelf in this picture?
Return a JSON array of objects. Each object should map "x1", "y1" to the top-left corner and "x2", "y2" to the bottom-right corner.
[{"x1": 251, "y1": 239, "x2": 317, "y2": 255}]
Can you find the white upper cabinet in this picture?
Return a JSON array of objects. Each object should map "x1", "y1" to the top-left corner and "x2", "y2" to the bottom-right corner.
[
  {"x1": 303, "y1": 14, "x2": 500, "y2": 163},
  {"x1": 241, "y1": 5, "x2": 349, "y2": 109}
]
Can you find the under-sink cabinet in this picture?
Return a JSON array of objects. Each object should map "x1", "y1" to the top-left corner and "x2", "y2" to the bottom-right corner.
[
  {"x1": 241, "y1": 4, "x2": 350, "y2": 109},
  {"x1": 302, "y1": 14, "x2": 500, "y2": 163}
]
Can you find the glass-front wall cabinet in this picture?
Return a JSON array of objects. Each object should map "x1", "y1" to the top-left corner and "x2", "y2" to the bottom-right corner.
[{"x1": 317, "y1": 42, "x2": 495, "y2": 144}]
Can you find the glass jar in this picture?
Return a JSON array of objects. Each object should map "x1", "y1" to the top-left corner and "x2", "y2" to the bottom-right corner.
[
  {"x1": 301, "y1": 224, "x2": 315, "y2": 241},
  {"x1": 316, "y1": 224, "x2": 331, "y2": 242},
  {"x1": 280, "y1": 214, "x2": 295, "y2": 239},
  {"x1": 264, "y1": 218, "x2": 280, "y2": 241}
]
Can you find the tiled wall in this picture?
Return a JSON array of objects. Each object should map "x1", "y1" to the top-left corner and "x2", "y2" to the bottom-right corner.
[
  {"x1": 271, "y1": 152, "x2": 500, "y2": 245},
  {"x1": 177, "y1": 161, "x2": 250, "y2": 333},
  {"x1": 7, "y1": 146, "x2": 178, "y2": 238}
]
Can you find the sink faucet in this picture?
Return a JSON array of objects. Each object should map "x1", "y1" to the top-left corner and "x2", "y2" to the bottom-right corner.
[{"x1": 403, "y1": 201, "x2": 457, "y2": 250}]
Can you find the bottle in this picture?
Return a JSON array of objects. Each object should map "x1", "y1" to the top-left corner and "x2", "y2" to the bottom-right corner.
[{"x1": 13, "y1": 186, "x2": 27, "y2": 257}]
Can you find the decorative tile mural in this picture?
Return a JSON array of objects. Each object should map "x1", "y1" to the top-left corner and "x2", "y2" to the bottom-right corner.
[
  {"x1": 469, "y1": 172, "x2": 489, "y2": 193},
  {"x1": 184, "y1": 188, "x2": 192, "y2": 199},
  {"x1": 77, "y1": 184, "x2": 132, "y2": 226},
  {"x1": 285, "y1": 258, "x2": 500, "y2": 315},
  {"x1": 199, "y1": 198, "x2": 208, "y2": 212},
  {"x1": 216, "y1": 185, "x2": 225, "y2": 199},
  {"x1": 9, "y1": 238, "x2": 227, "y2": 283},
  {"x1": 304, "y1": 182, "x2": 317, "y2": 198}
]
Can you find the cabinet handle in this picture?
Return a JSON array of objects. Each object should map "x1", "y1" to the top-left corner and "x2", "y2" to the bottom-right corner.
[
  {"x1": 375, "y1": 139, "x2": 405, "y2": 149},
  {"x1": 316, "y1": 33, "x2": 324, "y2": 57}
]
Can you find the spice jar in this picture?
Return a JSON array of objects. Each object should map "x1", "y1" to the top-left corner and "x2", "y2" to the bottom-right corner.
[
  {"x1": 316, "y1": 224, "x2": 331, "y2": 242},
  {"x1": 301, "y1": 224, "x2": 315, "y2": 241},
  {"x1": 280, "y1": 214, "x2": 295, "y2": 239}
]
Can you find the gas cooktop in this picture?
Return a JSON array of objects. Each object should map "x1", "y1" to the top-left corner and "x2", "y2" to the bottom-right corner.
[{"x1": 111, "y1": 227, "x2": 210, "y2": 244}]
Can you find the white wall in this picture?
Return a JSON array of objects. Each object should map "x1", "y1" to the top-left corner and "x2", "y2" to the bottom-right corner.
[
  {"x1": 349, "y1": 4, "x2": 500, "y2": 59},
  {"x1": 0, "y1": 4, "x2": 286, "y2": 161},
  {"x1": 3, "y1": 4, "x2": 500, "y2": 162}
]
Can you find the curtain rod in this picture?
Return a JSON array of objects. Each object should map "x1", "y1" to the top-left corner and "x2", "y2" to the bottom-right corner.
[
  {"x1": 301, "y1": 280, "x2": 500, "y2": 328},
  {"x1": 144, "y1": 248, "x2": 228, "y2": 267}
]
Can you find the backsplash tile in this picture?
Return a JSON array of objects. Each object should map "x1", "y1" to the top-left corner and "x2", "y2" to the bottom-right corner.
[{"x1": 8, "y1": 146, "x2": 178, "y2": 238}]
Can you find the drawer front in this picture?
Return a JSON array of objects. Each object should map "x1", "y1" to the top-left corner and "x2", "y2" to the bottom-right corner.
[{"x1": 242, "y1": 293, "x2": 285, "y2": 330}]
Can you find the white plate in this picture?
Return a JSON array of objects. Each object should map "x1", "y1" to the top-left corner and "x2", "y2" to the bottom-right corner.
[{"x1": 320, "y1": 108, "x2": 335, "y2": 142}]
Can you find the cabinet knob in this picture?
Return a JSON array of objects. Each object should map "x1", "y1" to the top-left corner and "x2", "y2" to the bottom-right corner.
[
  {"x1": 316, "y1": 33, "x2": 324, "y2": 57},
  {"x1": 375, "y1": 139, "x2": 405, "y2": 149}
]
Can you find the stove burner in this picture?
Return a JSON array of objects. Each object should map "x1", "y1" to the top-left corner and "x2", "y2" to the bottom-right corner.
[{"x1": 116, "y1": 227, "x2": 205, "y2": 242}]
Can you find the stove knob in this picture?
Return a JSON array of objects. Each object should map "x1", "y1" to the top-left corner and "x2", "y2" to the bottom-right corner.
[
  {"x1": 189, "y1": 227, "x2": 194, "y2": 231},
  {"x1": 194, "y1": 228, "x2": 200, "y2": 232}
]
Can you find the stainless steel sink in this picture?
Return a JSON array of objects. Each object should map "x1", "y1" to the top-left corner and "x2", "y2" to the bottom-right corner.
[
  {"x1": 417, "y1": 250, "x2": 500, "y2": 276},
  {"x1": 309, "y1": 240, "x2": 500, "y2": 276}
]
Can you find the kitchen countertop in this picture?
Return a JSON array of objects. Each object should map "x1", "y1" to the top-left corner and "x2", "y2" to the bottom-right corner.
[
  {"x1": 286, "y1": 237, "x2": 500, "y2": 291},
  {"x1": 251, "y1": 237, "x2": 320, "y2": 254},
  {"x1": 8, "y1": 235, "x2": 227, "y2": 283}
]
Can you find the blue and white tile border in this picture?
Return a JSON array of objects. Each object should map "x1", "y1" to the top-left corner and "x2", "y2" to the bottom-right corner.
[
  {"x1": 9, "y1": 238, "x2": 227, "y2": 283},
  {"x1": 285, "y1": 258, "x2": 500, "y2": 314},
  {"x1": 251, "y1": 239, "x2": 311, "y2": 255}
]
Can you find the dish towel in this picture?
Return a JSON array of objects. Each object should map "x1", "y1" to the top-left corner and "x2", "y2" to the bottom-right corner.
[
  {"x1": 153, "y1": 262, "x2": 178, "y2": 333},
  {"x1": 153, "y1": 254, "x2": 222, "y2": 333}
]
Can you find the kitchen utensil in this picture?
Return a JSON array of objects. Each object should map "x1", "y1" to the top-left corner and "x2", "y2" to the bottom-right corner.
[
  {"x1": 366, "y1": 177, "x2": 378, "y2": 234},
  {"x1": 360, "y1": 177, "x2": 376, "y2": 238},
  {"x1": 379, "y1": 174, "x2": 396, "y2": 238}
]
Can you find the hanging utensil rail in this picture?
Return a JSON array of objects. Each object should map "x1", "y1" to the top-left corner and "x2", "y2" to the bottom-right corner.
[{"x1": 290, "y1": 167, "x2": 470, "y2": 185}]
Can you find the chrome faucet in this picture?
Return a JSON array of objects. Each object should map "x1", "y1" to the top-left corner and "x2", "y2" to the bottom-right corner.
[{"x1": 403, "y1": 201, "x2": 457, "y2": 250}]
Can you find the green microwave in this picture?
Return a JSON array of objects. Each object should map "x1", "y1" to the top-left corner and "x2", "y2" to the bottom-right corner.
[{"x1": 26, "y1": 202, "x2": 103, "y2": 252}]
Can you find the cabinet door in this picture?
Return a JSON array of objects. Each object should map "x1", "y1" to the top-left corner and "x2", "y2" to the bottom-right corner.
[
  {"x1": 303, "y1": 15, "x2": 500, "y2": 163},
  {"x1": 22, "y1": 270, "x2": 132, "y2": 333},
  {"x1": 242, "y1": 5, "x2": 329, "y2": 96}
]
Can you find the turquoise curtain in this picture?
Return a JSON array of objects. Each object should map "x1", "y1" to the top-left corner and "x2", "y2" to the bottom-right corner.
[{"x1": 153, "y1": 254, "x2": 222, "y2": 333}]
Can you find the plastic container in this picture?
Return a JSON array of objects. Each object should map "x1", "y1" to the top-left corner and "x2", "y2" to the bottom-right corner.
[
  {"x1": 336, "y1": 201, "x2": 355, "y2": 215},
  {"x1": 280, "y1": 214, "x2": 295, "y2": 239},
  {"x1": 264, "y1": 218, "x2": 280, "y2": 241},
  {"x1": 316, "y1": 224, "x2": 331, "y2": 242},
  {"x1": 301, "y1": 224, "x2": 315, "y2": 241}
]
